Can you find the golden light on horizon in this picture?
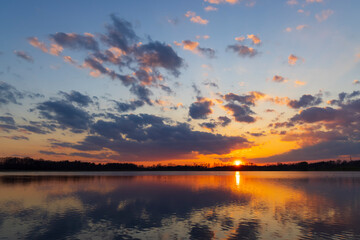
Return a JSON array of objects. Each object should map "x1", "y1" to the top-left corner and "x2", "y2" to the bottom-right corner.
[{"x1": 234, "y1": 160, "x2": 242, "y2": 166}]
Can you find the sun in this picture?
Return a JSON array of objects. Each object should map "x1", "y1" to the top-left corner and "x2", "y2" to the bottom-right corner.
[{"x1": 234, "y1": 160, "x2": 242, "y2": 166}]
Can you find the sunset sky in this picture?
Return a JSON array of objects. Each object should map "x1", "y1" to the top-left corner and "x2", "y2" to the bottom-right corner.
[{"x1": 1, "y1": 0, "x2": 360, "y2": 165}]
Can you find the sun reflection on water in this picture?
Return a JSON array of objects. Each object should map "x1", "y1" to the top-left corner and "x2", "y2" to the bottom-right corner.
[{"x1": 235, "y1": 171, "x2": 240, "y2": 186}]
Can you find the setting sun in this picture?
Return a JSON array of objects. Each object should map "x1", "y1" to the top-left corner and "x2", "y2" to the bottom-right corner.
[{"x1": 234, "y1": 160, "x2": 242, "y2": 166}]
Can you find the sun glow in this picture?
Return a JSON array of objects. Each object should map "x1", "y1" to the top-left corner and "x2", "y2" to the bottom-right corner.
[{"x1": 234, "y1": 160, "x2": 242, "y2": 166}]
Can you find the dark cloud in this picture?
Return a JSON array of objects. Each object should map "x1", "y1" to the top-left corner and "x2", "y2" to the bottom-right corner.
[
  {"x1": 39, "y1": 150, "x2": 65, "y2": 156},
  {"x1": 19, "y1": 124, "x2": 50, "y2": 134},
  {"x1": 57, "y1": 114, "x2": 250, "y2": 161},
  {"x1": 199, "y1": 121, "x2": 218, "y2": 132},
  {"x1": 224, "y1": 103, "x2": 256, "y2": 123},
  {"x1": 129, "y1": 84, "x2": 152, "y2": 105},
  {"x1": 227, "y1": 44, "x2": 258, "y2": 57},
  {"x1": 13, "y1": 50, "x2": 34, "y2": 62},
  {"x1": 288, "y1": 94, "x2": 322, "y2": 109},
  {"x1": 199, "y1": 116, "x2": 231, "y2": 131},
  {"x1": 59, "y1": 91, "x2": 93, "y2": 107},
  {"x1": 3, "y1": 135, "x2": 29, "y2": 141},
  {"x1": 83, "y1": 56, "x2": 136, "y2": 86},
  {"x1": 101, "y1": 14, "x2": 138, "y2": 52},
  {"x1": 203, "y1": 80, "x2": 219, "y2": 88},
  {"x1": 198, "y1": 47, "x2": 216, "y2": 58},
  {"x1": 223, "y1": 92, "x2": 264, "y2": 106},
  {"x1": 249, "y1": 140, "x2": 360, "y2": 163},
  {"x1": 0, "y1": 82, "x2": 24, "y2": 106},
  {"x1": 37, "y1": 100, "x2": 91, "y2": 133},
  {"x1": 51, "y1": 32, "x2": 99, "y2": 51},
  {"x1": 0, "y1": 116, "x2": 15, "y2": 125},
  {"x1": 291, "y1": 107, "x2": 337, "y2": 123},
  {"x1": 329, "y1": 91, "x2": 360, "y2": 105},
  {"x1": 268, "y1": 121, "x2": 294, "y2": 129},
  {"x1": 114, "y1": 100, "x2": 144, "y2": 112},
  {"x1": 33, "y1": 15, "x2": 184, "y2": 104},
  {"x1": 272, "y1": 75, "x2": 285, "y2": 83},
  {"x1": 159, "y1": 84, "x2": 173, "y2": 94},
  {"x1": 218, "y1": 116, "x2": 231, "y2": 127},
  {"x1": 247, "y1": 131, "x2": 265, "y2": 137},
  {"x1": 192, "y1": 83, "x2": 202, "y2": 97},
  {"x1": 136, "y1": 41, "x2": 184, "y2": 77},
  {"x1": 0, "y1": 124, "x2": 18, "y2": 132},
  {"x1": 189, "y1": 98, "x2": 214, "y2": 119}
]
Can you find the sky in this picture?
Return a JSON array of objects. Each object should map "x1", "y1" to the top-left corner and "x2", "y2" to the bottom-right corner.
[{"x1": 0, "y1": 0, "x2": 360, "y2": 165}]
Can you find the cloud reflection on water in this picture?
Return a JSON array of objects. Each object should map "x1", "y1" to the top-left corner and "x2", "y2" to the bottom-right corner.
[{"x1": 0, "y1": 172, "x2": 359, "y2": 239}]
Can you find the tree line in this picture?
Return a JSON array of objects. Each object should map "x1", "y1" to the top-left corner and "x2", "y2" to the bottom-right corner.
[{"x1": 1, "y1": 157, "x2": 360, "y2": 171}]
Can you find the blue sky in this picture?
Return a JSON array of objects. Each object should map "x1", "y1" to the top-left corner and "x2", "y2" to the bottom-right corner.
[{"x1": 1, "y1": 0, "x2": 360, "y2": 165}]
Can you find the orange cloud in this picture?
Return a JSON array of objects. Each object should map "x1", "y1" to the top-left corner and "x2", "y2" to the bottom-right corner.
[
  {"x1": 294, "y1": 80, "x2": 306, "y2": 86},
  {"x1": 185, "y1": 11, "x2": 208, "y2": 25},
  {"x1": 235, "y1": 36, "x2": 245, "y2": 42},
  {"x1": 285, "y1": 25, "x2": 308, "y2": 33},
  {"x1": 28, "y1": 37, "x2": 48, "y2": 53},
  {"x1": 196, "y1": 35, "x2": 210, "y2": 39},
  {"x1": 28, "y1": 37, "x2": 63, "y2": 56},
  {"x1": 183, "y1": 40, "x2": 199, "y2": 52},
  {"x1": 247, "y1": 34, "x2": 261, "y2": 45},
  {"x1": 296, "y1": 24, "x2": 308, "y2": 30},
  {"x1": 267, "y1": 96, "x2": 291, "y2": 105},
  {"x1": 49, "y1": 44, "x2": 63, "y2": 56},
  {"x1": 272, "y1": 75, "x2": 286, "y2": 83},
  {"x1": 63, "y1": 56, "x2": 76, "y2": 65},
  {"x1": 288, "y1": 54, "x2": 299, "y2": 65},
  {"x1": 173, "y1": 41, "x2": 182, "y2": 46}
]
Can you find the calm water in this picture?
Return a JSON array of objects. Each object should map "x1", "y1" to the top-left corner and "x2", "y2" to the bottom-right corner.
[{"x1": 0, "y1": 171, "x2": 359, "y2": 240}]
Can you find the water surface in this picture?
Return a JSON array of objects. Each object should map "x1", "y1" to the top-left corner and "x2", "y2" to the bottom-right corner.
[{"x1": 0, "y1": 171, "x2": 359, "y2": 239}]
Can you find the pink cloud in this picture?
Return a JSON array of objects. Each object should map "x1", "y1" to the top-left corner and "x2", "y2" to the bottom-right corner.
[{"x1": 316, "y1": 9, "x2": 334, "y2": 22}]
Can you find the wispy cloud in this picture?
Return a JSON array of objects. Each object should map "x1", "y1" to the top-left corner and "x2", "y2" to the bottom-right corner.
[
  {"x1": 196, "y1": 35, "x2": 210, "y2": 40},
  {"x1": 294, "y1": 80, "x2": 307, "y2": 86},
  {"x1": 316, "y1": 9, "x2": 334, "y2": 22},
  {"x1": 227, "y1": 44, "x2": 258, "y2": 57},
  {"x1": 185, "y1": 11, "x2": 208, "y2": 25},
  {"x1": 204, "y1": 6, "x2": 218, "y2": 11},
  {"x1": 306, "y1": 0, "x2": 323, "y2": 3},
  {"x1": 285, "y1": 25, "x2": 308, "y2": 33},
  {"x1": 235, "y1": 36, "x2": 245, "y2": 42},
  {"x1": 204, "y1": 0, "x2": 238, "y2": 4},
  {"x1": 286, "y1": 0, "x2": 298, "y2": 5},
  {"x1": 13, "y1": 50, "x2": 33, "y2": 62}
]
